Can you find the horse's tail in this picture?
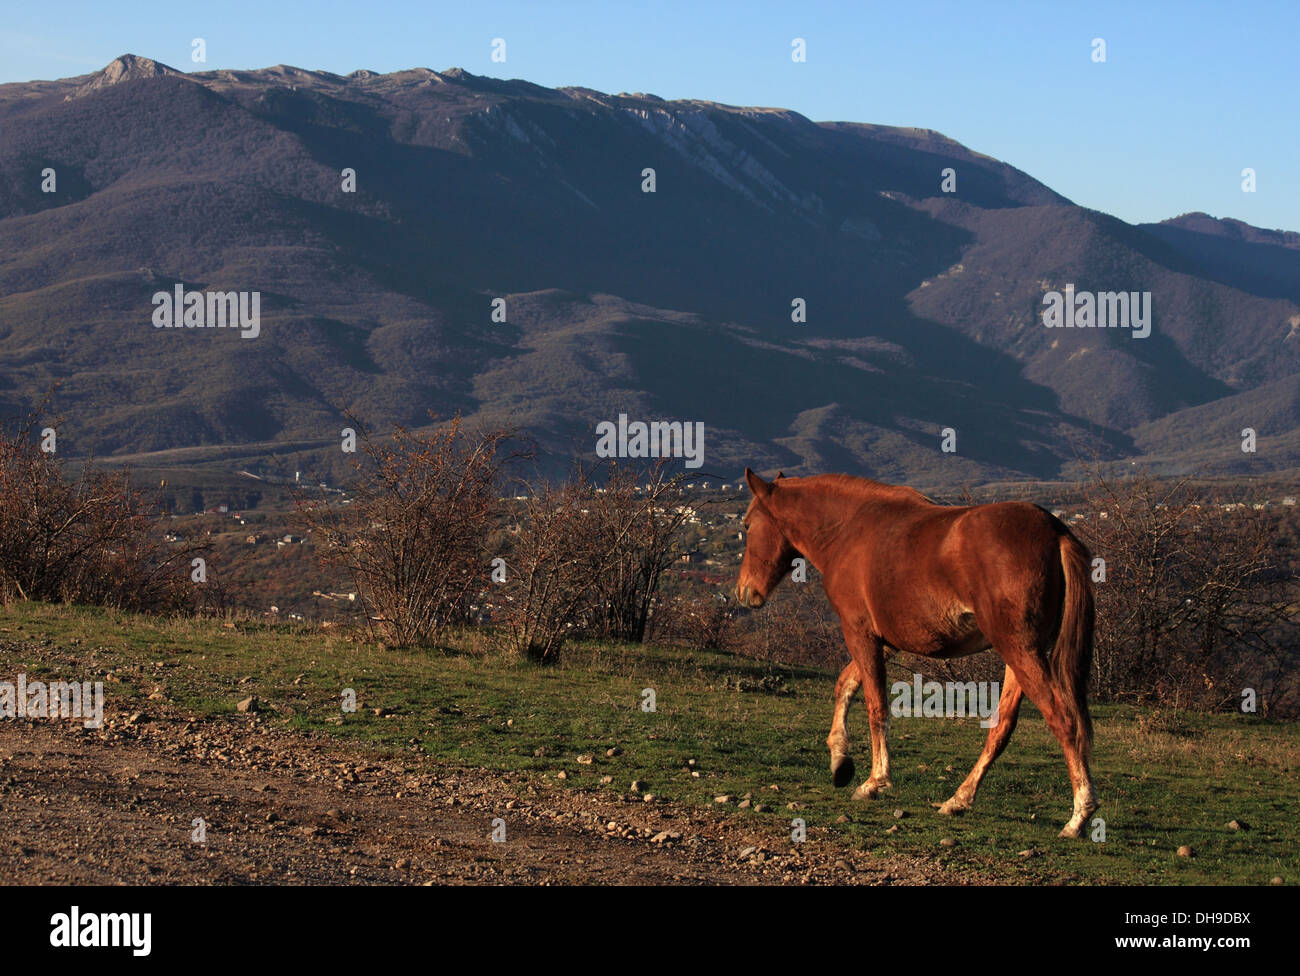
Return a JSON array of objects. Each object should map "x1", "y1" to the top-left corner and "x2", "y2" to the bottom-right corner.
[{"x1": 1053, "y1": 531, "x2": 1095, "y2": 760}]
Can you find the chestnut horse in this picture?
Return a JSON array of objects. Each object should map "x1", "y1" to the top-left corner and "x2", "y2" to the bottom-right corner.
[{"x1": 736, "y1": 469, "x2": 1098, "y2": 838}]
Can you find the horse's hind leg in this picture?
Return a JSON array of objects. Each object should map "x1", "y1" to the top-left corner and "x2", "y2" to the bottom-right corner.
[
  {"x1": 1001, "y1": 645, "x2": 1098, "y2": 838},
  {"x1": 827, "y1": 662, "x2": 861, "y2": 788},
  {"x1": 937, "y1": 665, "x2": 1023, "y2": 815}
]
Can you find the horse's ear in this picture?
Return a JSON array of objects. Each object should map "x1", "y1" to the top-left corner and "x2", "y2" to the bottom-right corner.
[
  {"x1": 744, "y1": 467, "x2": 773, "y2": 499},
  {"x1": 775, "y1": 470, "x2": 786, "y2": 480}
]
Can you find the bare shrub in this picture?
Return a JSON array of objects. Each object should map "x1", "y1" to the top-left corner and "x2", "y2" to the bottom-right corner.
[
  {"x1": 655, "y1": 591, "x2": 740, "y2": 651},
  {"x1": 584, "y1": 464, "x2": 690, "y2": 643},
  {"x1": 0, "y1": 407, "x2": 206, "y2": 611},
  {"x1": 500, "y1": 462, "x2": 689, "y2": 662},
  {"x1": 297, "y1": 415, "x2": 517, "y2": 647},
  {"x1": 1077, "y1": 466, "x2": 1299, "y2": 716},
  {"x1": 732, "y1": 575, "x2": 844, "y2": 668},
  {"x1": 498, "y1": 474, "x2": 599, "y2": 663},
  {"x1": 922, "y1": 650, "x2": 1006, "y2": 688}
]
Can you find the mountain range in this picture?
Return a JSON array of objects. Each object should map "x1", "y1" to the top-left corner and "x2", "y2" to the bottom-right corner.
[{"x1": 2, "y1": 54, "x2": 1298, "y2": 489}]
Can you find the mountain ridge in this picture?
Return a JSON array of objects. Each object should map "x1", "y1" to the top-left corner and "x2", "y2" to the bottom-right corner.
[{"x1": 0, "y1": 56, "x2": 1296, "y2": 487}]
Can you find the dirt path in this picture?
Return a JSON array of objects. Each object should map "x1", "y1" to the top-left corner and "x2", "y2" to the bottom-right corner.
[{"x1": 0, "y1": 707, "x2": 977, "y2": 885}]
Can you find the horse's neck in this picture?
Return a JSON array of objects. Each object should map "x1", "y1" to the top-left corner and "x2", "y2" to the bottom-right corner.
[{"x1": 772, "y1": 480, "x2": 876, "y2": 571}]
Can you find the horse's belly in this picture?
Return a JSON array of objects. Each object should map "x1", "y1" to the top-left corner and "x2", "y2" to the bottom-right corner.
[
  {"x1": 930, "y1": 623, "x2": 992, "y2": 659},
  {"x1": 887, "y1": 611, "x2": 990, "y2": 659}
]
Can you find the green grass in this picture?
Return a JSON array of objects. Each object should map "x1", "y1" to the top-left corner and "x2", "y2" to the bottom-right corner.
[{"x1": 4, "y1": 601, "x2": 1297, "y2": 885}]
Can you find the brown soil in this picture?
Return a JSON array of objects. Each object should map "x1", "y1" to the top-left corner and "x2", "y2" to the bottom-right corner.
[{"x1": 0, "y1": 708, "x2": 979, "y2": 885}]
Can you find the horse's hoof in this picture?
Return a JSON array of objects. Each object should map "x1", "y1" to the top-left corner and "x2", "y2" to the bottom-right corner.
[
  {"x1": 1059, "y1": 795, "x2": 1099, "y2": 838},
  {"x1": 851, "y1": 779, "x2": 889, "y2": 801},
  {"x1": 831, "y1": 755, "x2": 856, "y2": 788},
  {"x1": 936, "y1": 798, "x2": 970, "y2": 816}
]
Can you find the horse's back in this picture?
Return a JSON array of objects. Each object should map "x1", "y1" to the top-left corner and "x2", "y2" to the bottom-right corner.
[
  {"x1": 846, "y1": 498, "x2": 1071, "y2": 654},
  {"x1": 868, "y1": 498, "x2": 1062, "y2": 574}
]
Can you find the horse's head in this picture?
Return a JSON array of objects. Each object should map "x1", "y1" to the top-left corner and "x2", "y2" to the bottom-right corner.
[{"x1": 736, "y1": 468, "x2": 798, "y2": 609}]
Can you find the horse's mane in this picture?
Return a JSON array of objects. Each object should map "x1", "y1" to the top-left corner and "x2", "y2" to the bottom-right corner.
[
  {"x1": 745, "y1": 472, "x2": 935, "y2": 521},
  {"x1": 802, "y1": 473, "x2": 935, "y2": 505}
]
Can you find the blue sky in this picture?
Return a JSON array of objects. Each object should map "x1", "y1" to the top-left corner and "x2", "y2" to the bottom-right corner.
[{"x1": 4, "y1": 0, "x2": 1296, "y2": 230}]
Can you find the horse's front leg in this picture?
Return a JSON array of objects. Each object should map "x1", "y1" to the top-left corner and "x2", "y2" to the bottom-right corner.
[
  {"x1": 846, "y1": 631, "x2": 892, "y2": 801},
  {"x1": 827, "y1": 661, "x2": 861, "y2": 787}
]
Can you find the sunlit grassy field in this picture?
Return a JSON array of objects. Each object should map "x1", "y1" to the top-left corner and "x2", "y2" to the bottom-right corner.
[{"x1": 4, "y1": 601, "x2": 1296, "y2": 885}]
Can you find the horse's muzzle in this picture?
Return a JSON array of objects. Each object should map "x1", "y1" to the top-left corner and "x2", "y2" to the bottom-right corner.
[{"x1": 736, "y1": 584, "x2": 765, "y2": 609}]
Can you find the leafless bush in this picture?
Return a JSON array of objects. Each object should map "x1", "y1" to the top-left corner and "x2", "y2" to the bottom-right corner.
[
  {"x1": 0, "y1": 406, "x2": 206, "y2": 611},
  {"x1": 500, "y1": 462, "x2": 689, "y2": 662},
  {"x1": 655, "y1": 591, "x2": 740, "y2": 651},
  {"x1": 584, "y1": 464, "x2": 690, "y2": 643},
  {"x1": 498, "y1": 474, "x2": 600, "y2": 663},
  {"x1": 1076, "y1": 465, "x2": 1299, "y2": 716},
  {"x1": 297, "y1": 415, "x2": 517, "y2": 647},
  {"x1": 732, "y1": 576, "x2": 844, "y2": 667},
  {"x1": 922, "y1": 650, "x2": 1006, "y2": 688}
]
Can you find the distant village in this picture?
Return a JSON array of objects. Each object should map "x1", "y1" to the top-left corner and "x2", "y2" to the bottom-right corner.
[{"x1": 156, "y1": 472, "x2": 1299, "y2": 625}]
